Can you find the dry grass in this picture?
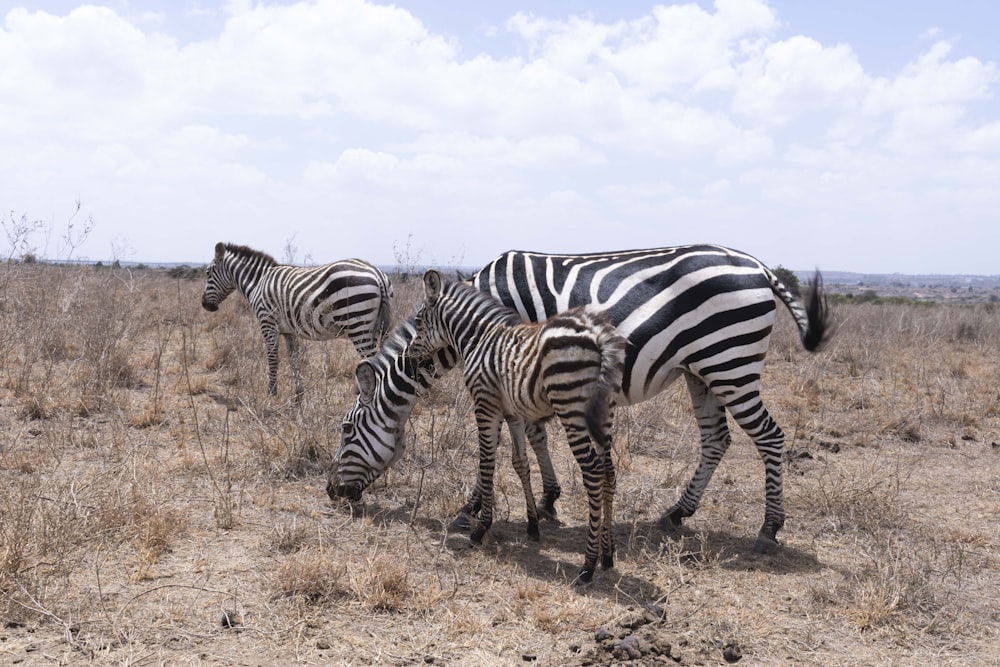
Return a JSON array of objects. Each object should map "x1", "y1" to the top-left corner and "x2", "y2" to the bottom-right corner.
[{"x1": 0, "y1": 263, "x2": 998, "y2": 666}]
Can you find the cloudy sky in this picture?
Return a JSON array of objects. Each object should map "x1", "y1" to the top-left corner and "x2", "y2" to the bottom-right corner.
[{"x1": 2, "y1": 1, "x2": 998, "y2": 274}]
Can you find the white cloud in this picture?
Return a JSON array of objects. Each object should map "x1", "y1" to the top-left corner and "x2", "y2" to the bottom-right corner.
[{"x1": 1, "y1": 1, "x2": 999, "y2": 273}]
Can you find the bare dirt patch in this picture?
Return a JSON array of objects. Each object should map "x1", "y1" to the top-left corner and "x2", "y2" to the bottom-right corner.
[{"x1": 1, "y1": 265, "x2": 998, "y2": 666}]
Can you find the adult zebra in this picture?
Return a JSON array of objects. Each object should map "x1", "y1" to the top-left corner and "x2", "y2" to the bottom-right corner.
[
  {"x1": 409, "y1": 269, "x2": 625, "y2": 582},
  {"x1": 331, "y1": 244, "x2": 829, "y2": 553},
  {"x1": 201, "y1": 242, "x2": 392, "y2": 397}
]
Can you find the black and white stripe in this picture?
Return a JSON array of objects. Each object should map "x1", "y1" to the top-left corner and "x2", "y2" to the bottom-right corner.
[
  {"x1": 332, "y1": 244, "x2": 829, "y2": 553},
  {"x1": 329, "y1": 313, "x2": 564, "y2": 520},
  {"x1": 201, "y1": 242, "x2": 392, "y2": 397},
  {"x1": 410, "y1": 269, "x2": 625, "y2": 583}
]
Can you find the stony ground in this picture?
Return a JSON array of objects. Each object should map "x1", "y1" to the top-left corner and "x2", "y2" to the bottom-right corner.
[{"x1": 1, "y1": 266, "x2": 998, "y2": 666}]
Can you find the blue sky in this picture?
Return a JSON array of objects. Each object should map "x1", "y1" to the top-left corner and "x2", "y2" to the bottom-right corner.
[{"x1": 2, "y1": 1, "x2": 998, "y2": 274}]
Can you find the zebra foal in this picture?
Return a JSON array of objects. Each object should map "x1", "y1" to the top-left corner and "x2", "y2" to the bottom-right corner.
[
  {"x1": 409, "y1": 269, "x2": 626, "y2": 583},
  {"x1": 201, "y1": 242, "x2": 392, "y2": 397}
]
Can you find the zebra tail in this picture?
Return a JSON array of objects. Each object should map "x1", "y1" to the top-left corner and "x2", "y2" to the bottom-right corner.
[
  {"x1": 376, "y1": 275, "x2": 394, "y2": 345},
  {"x1": 584, "y1": 322, "x2": 626, "y2": 450},
  {"x1": 767, "y1": 268, "x2": 830, "y2": 353}
]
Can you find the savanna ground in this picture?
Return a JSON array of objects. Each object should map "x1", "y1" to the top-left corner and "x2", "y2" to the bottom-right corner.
[{"x1": 0, "y1": 261, "x2": 997, "y2": 666}]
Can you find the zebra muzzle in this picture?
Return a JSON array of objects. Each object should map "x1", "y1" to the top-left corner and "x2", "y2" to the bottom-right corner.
[{"x1": 331, "y1": 483, "x2": 363, "y2": 502}]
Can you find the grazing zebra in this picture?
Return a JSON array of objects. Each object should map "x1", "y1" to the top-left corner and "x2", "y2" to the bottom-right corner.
[
  {"x1": 409, "y1": 269, "x2": 625, "y2": 583},
  {"x1": 201, "y1": 242, "x2": 392, "y2": 397},
  {"x1": 329, "y1": 313, "x2": 565, "y2": 523},
  {"x1": 331, "y1": 244, "x2": 829, "y2": 555}
]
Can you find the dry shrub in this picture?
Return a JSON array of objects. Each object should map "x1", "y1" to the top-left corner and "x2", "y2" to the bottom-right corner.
[
  {"x1": 351, "y1": 552, "x2": 414, "y2": 612},
  {"x1": 270, "y1": 519, "x2": 313, "y2": 554},
  {"x1": 796, "y1": 452, "x2": 908, "y2": 536},
  {"x1": 272, "y1": 549, "x2": 349, "y2": 603},
  {"x1": 844, "y1": 536, "x2": 938, "y2": 634}
]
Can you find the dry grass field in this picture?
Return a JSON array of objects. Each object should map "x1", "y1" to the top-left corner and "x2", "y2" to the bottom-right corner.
[{"x1": 0, "y1": 261, "x2": 998, "y2": 666}]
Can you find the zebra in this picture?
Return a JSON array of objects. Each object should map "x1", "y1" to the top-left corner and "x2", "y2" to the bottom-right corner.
[
  {"x1": 408, "y1": 269, "x2": 625, "y2": 583},
  {"x1": 201, "y1": 242, "x2": 392, "y2": 397},
  {"x1": 331, "y1": 244, "x2": 829, "y2": 555},
  {"x1": 331, "y1": 313, "x2": 564, "y2": 522}
]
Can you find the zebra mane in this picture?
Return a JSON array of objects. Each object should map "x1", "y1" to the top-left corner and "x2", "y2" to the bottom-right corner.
[
  {"x1": 444, "y1": 278, "x2": 522, "y2": 326},
  {"x1": 223, "y1": 243, "x2": 278, "y2": 266}
]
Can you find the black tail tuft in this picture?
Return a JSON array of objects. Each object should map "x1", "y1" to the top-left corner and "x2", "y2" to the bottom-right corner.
[{"x1": 801, "y1": 270, "x2": 829, "y2": 352}]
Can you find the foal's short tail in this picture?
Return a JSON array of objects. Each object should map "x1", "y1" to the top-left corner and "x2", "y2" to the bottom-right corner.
[{"x1": 584, "y1": 315, "x2": 626, "y2": 450}]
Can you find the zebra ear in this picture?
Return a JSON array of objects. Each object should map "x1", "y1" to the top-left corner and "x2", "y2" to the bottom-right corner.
[
  {"x1": 355, "y1": 361, "x2": 376, "y2": 404},
  {"x1": 423, "y1": 269, "x2": 442, "y2": 306},
  {"x1": 214, "y1": 242, "x2": 226, "y2": 260}
]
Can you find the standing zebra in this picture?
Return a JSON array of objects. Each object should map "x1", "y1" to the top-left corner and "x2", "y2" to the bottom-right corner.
[
  {"x1": 201, "y1": 242, "x2": 392, "y2": 397},
  {"x1": 331, "y1": 244, "x2": 829, "y2": 554},
  {"x1": 409, "y1": 269, "x2": 625, "y2": 583}
]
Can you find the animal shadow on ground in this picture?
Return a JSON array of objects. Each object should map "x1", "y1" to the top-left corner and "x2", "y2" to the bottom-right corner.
[
  {"x1": 332, "y1": 496, "x2": 823, "y2": 580},
  {"x1": 632, "y1": 520, "x2": 825, "y2": 575},
  {"x1": 330, "y1": 498, "x2": 839, "y2": 602}
]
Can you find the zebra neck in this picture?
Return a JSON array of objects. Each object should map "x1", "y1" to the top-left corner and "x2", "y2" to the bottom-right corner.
[{"x1": 232, "y1": 260, "x2": 269, "y2": 300}]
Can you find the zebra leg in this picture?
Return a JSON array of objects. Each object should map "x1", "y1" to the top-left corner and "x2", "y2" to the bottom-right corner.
[
  {"x1": 525, "y1": 421, "x2": 561, "y2": 520},
  {"x1": 597, "y1": 406, "x2": 617, "y2": 570},
  {"x1": 508, "y1": 418, "x2": 540, "y2": 540},
  {"x1": 600, "y1": 447, "x2": 616, "y2": 570},
  {"x1": 261, "y1": 324, "x2": 281, "y2": 396},
  {"x1": 660, "y1": 374, "x2": 731, "y2": 534},
  {"x1": 727, "y1": 397, "x2": 786, "y2": 554},
  {"x1": 468, "y1": 413, "x2": 501, "y2": 546},
  {"x1": 562, "y1": 424, "x2": 605, "y2": 584},
  {"x1": 449, "y1": 481, "x2": 481, "y2": 532},
  {"x1": 284, "y1": 334, "x2": 304, "y2": 402},
  {"x1": 586, "y1": 402, "x2": 616, "y2": 570},
  {"x1": 452, "y1": 421, "x2": 557, "y2": 531}
]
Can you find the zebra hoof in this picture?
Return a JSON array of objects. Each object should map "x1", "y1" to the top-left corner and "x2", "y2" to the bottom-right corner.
[
  {"x1": 751, "y1": 535, "x2": 780, "y2": 554},
  {"x1": 575, "y1": 567, "x2": 595, "y2": 586},
  {"x1": 658, "y1": 509, "x2": 683, "y2": 535},
  {"x1": 752, "y1": 528, "x2": 781, "y2": 554},
  {"x1": 537, "y1": 502, "x2": 558, "y2": 521},
  {"x1": 601, "y1": 554, "x2": 614, "y2": 570},
  {"x1": 751, "y1": 522, "x2": 782, "y2": 554},
  {"x1": 527, "y1": 521, "x2": 540, "y2": 541},
  {"x1": 539, "y1": 489, "x2": 561, "y2": 520},
  {"x1": 469, "y1": 526, "x2": 487, "y2": 545},
  {"x1": 449, "y1": 511, "x2": 473, "y2": 532}
]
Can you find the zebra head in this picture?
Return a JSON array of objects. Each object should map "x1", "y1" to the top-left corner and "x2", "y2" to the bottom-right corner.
[
  {"x1": 329, "y1": 360, "x2": 406, "y2": 501},
  {"x1": 201, "y1": 242, "x2": 237, "y2": 312},
  {"x1": 328, "y1": 315, "x2": 458, "y2": 502},
  {"x1": 409, "y1": 269, "x2": 450, "y2": 359}
]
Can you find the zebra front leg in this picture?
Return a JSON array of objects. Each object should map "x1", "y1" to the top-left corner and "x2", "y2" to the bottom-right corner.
[
  {"x1": 660, "y1": 374, "x2": 730, "y2": 534},
  {"x1": 468, "y1": 414, "x2": 501, "y2": 546},
  {"x1": 449, "y1": 481, "x2": 481, "y2": 532},
  {"x1": 261, "y1": 324, "x2": 281, "y2": 396},
  {"x1": 508, "y1": 418, "x2": 540, "y2": 540},
  {"x1": 525, "y1": 420, "x2": 561, "y2": 520},
  {"x1": 284, "y1": 333, "x2": 305, "y2": 402}
]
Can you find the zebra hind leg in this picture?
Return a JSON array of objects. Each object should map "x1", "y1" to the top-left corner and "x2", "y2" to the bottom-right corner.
[{"x1": 659, "y1": 374, "x2": 731, "y2": 535}]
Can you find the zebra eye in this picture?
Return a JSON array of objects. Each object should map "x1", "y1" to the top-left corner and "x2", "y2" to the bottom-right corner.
[{"x1": 341, "y1": 422, "x2": 355, "y2": 439}]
